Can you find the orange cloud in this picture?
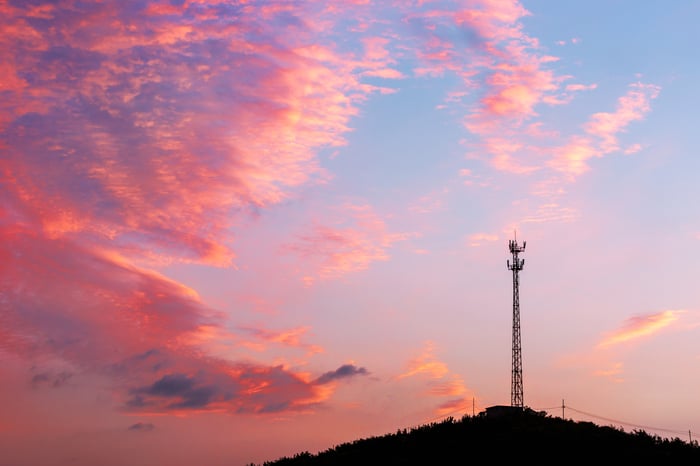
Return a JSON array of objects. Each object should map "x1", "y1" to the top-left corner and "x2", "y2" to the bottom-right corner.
[
  {"x1": 428, "y1": 375, "x2": 469, "y2": 397},
  {"x1": 399, "y1": 342, "x2": 450, "y2": 380},
  {"x1": 598, "y1": 310, "x2": 682, "y2": 348},
  {"x1": 399, "y1": 342, "x2": 475, "y2": 417},
  {"x1": 593, "y1": 362, "x2": 625, "y2": 384},
  {"x1": 435, "y1": 397, "x2": 474, "y2": 417},
  {"x1": 238, "y1": 326, "x2": 324, "y2": 355}
]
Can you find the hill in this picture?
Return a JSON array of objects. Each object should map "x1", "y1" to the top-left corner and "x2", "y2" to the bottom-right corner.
[{"x1": 252, "y1": 406, "x2": 700, "y2": 465}]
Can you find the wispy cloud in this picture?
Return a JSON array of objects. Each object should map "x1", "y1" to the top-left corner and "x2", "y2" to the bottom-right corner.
[
  {"x1": 237, "y1": 326, "x2": 324, "y2": 355},
  {"x1": 399, "y1": 342, "x2": 450, "y2": 380},
  {"x1": 550, "y1": 83, "x2": 661, "y2": 176},
  {"x1": 565, "y1": 83, "x2": 597, "y2": 92},
  {"x1": 593, "y1": 362, "x2": 625, "y2": 384},
  {"x1": 399, "y1": 341, "x2": 474, "y2": 416},
  {"x1": 521, "y1": 203, "x2": 578, "y2": 224},
  {"x1": 598, "y1": 310, "x2": 683, "y2": 348},
  {"x1": 285, "y1": 204, "x2": 411, "y2": 282},
  {"x1": 584, "y1": 83, "x2": 661, "y2": 152},
  {"x1": 468, "y1": 233, "x2": 499, "y2": 247}
]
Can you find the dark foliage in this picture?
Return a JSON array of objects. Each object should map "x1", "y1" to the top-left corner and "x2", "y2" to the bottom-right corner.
[{"x1": 253, "y1": 408, "x2": 700, "y2": 465}]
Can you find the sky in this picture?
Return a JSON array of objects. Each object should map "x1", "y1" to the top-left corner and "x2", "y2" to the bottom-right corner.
[{"x1": 2, "y1": 0, "x2": 700, "y2": 464}]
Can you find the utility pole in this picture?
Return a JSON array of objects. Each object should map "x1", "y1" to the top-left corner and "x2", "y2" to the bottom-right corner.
[
  {"x1": 507, "y1": 232, "x2": 526, "y2": 408},
  {"x1": 562, "y1": 399, "x2": 565, "y2": 419}
]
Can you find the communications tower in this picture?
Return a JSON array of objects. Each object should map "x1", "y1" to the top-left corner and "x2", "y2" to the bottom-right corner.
[{"x1": 506, "y1": 233, "x2": 526, "y2": 408}]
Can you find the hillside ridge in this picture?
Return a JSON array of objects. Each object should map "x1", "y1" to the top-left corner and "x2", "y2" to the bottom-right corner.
[{"x1": 252, "y1": 406, "x2": 700, "y2": 465}]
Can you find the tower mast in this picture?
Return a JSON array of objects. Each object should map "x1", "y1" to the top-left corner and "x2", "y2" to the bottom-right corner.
[{"x1": 507, "y1": 232, "x2": 526, "y2": 408}]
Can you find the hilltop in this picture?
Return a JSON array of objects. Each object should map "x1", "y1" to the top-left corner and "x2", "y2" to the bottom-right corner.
[{"x1": 252, "y1": 406, "x2": 700, "y2": 465}]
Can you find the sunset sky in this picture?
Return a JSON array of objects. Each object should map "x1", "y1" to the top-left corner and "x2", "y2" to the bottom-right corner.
[{"x1": 2, "y1": 0, "x2": 700, "y2": 464}]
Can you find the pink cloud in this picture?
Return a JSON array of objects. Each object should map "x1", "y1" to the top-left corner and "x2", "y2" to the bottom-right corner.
[
  {"x1": 408, "y1": 191, "x2": 447, "y2": 214},
  {"x1": 468, "y1": 233, "x2": 499, "y2": 247},
  {"x1": 479, "y1": 63, "x2": 557, "y2": 118},
  {"x1": 400, "y1": 1, "x2": 565, "y2": 174},
  {"x1": 584, "y1": 82, "x2": 661, "y2": 152},
  {"x1": 362, "y1": 68, "x2": 405, "y2": 79},
  {"x1": 549, "y1": 83, "x2": 660, "y2": 175},
  {"x1": 484, "y1": 138, "x2": 539, "y2": 174},
  {"x1": 350, "y1": 36, "x2": 406, "y2": 84},
  {"x1": 362, "y1": 36, "x2": 392, "y2": 61},
  {"x1": 459, "y1": 169, "x2": 491, "y2": 188},
  {"x1": 1, "y1": 1, "x2": 405, "y2": 417},
  {"x1": 1, "y1": 0, "x2": 392, "y2": 271},
  {"x1": 624, "y1": 143, "x2": 644, "y2": 154},
  {"x1": 566, "y1": 83, "x2": 598, "y2": 92},
  {"x1": 403, "y1": 2, "x2": 659, "y2": 188},
  {"x1": 521, "y1": 202, "x2": 578, "y2": 224},
  {"x1": 451, "y1": 1, "x2": 560, "y2": 128},
  {"x1": 453, "y1": 0, "x2": 531, "y2": 41},
  {"x1": 285, "y1": 204, "x2": 411, "y2": 281}
]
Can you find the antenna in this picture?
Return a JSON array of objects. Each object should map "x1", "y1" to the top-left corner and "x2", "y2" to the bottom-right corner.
[{"x1": 506, "y1": 231, "x2": 526, "y2": 408}]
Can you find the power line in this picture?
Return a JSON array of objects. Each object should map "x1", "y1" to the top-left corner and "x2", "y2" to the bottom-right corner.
[
  {"x1": 535, "y1": 403, "x2": 698, "y2": 440},
  {"x1": 567, "y1": 405, "x2": 693, "y2": 437}
]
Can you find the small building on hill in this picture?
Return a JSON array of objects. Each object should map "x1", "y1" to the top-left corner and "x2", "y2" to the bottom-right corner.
[{"x1": 482, "y1": 405, "x2": 525, "y2": 418}]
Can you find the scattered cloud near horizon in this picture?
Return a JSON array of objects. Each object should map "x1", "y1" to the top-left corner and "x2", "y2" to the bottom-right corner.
[
  {"x1": 399, "y1": 342, "x2": 475, "y2": 416},
  {"x1": 128, "y1": 422, "x2": 155, "y2": 432}
]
